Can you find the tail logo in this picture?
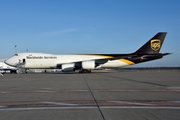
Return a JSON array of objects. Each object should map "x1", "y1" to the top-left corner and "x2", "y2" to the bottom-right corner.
[{"x1": 151, "y1": 39, "x2": 161, "y2": 51}]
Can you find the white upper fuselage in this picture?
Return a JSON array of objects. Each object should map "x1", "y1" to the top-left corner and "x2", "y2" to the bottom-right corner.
[{"x1": 4, "y1": 53, "x2": 134, "y2": 69}]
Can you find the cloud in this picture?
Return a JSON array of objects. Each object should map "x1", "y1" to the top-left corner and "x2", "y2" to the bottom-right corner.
[{"x1": 39, "y1": 28, "x2": 79, "y2": 37}]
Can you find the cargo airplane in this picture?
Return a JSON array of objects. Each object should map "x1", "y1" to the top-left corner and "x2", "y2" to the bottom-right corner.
[{"x1": 5, "y1": 32, "x2": 171, "y2": 73}]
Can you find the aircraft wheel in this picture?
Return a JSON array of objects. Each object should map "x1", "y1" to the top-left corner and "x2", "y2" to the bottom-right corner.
[{"x1": 79, "y1": 70, "x2": 92, "y2": 73}]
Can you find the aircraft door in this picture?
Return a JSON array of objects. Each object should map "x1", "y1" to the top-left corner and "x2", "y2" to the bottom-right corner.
[{"x1": 23, "y1": 59, "x2": 26, "y2": 64}]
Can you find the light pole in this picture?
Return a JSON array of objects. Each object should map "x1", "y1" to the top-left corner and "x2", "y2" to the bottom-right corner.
[{"x1": 15, "y1": 45, "x2": 17, "y2": 54}]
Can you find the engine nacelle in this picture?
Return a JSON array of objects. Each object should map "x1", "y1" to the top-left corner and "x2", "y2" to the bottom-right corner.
[
  {"x1": 82, "y1": 61, "x2": 95, "y2": 69},
  {"x1": 62, "y1": 63, "x2": 75, "y2": 72}
]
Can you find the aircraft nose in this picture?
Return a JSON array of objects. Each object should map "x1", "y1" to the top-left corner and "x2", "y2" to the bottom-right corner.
[{"x1": 4, "y1": 58, "x2": 15, "y2": 67}]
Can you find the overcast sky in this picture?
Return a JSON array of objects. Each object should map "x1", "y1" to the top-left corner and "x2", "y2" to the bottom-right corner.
[{"x1": 0, "y1": 0, "x2": 180, "y2": 67}]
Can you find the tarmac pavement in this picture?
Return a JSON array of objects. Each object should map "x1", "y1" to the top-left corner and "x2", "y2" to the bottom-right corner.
[{"x1": 0, "y1": 70, "x2": 180, "y2": 120}]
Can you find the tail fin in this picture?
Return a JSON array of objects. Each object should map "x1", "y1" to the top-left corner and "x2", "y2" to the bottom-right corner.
[{"x1": 134, "y1": 32, "x2": 167, "y2": 54}]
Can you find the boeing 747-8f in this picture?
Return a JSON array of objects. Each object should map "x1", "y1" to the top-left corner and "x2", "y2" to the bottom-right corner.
[{"x1": 5, "y1": 32, "x2": 171, "y2": 73}]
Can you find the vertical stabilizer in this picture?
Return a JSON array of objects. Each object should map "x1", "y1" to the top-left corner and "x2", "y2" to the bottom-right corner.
[{"x1": 134, "y1": 32, "x2": 167, "y2": 54}]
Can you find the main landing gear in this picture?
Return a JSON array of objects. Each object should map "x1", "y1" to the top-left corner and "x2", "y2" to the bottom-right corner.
[{"x1": 79, "y1": 69, "x2": 92, "y2": 73}]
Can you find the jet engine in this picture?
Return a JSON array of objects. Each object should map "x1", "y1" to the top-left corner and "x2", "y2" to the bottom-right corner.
[
  {"x1": 82, "y1": 61, "x2": 95, "y2": 69},
  {"x1": 62, "y1": 63, "x2": 75, "y2": 72}
]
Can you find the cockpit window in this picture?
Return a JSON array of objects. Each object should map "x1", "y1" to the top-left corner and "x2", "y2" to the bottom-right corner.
[{"x1": 15, "y1": 54, "x2": 18, "y2": 56}]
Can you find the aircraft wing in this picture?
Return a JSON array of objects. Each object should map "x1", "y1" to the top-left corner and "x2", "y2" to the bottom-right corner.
[
  {"x1": 56, "y1": 52, "x2": 172, "y2": 71},
  {"x1": 55, "y1": 54, "x2": 140, "y2": 71}
]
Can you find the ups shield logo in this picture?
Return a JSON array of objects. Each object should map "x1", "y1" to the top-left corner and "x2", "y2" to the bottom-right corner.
[{"x1": 151, "y1": 39, "x2": 161, "y2": 51}]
